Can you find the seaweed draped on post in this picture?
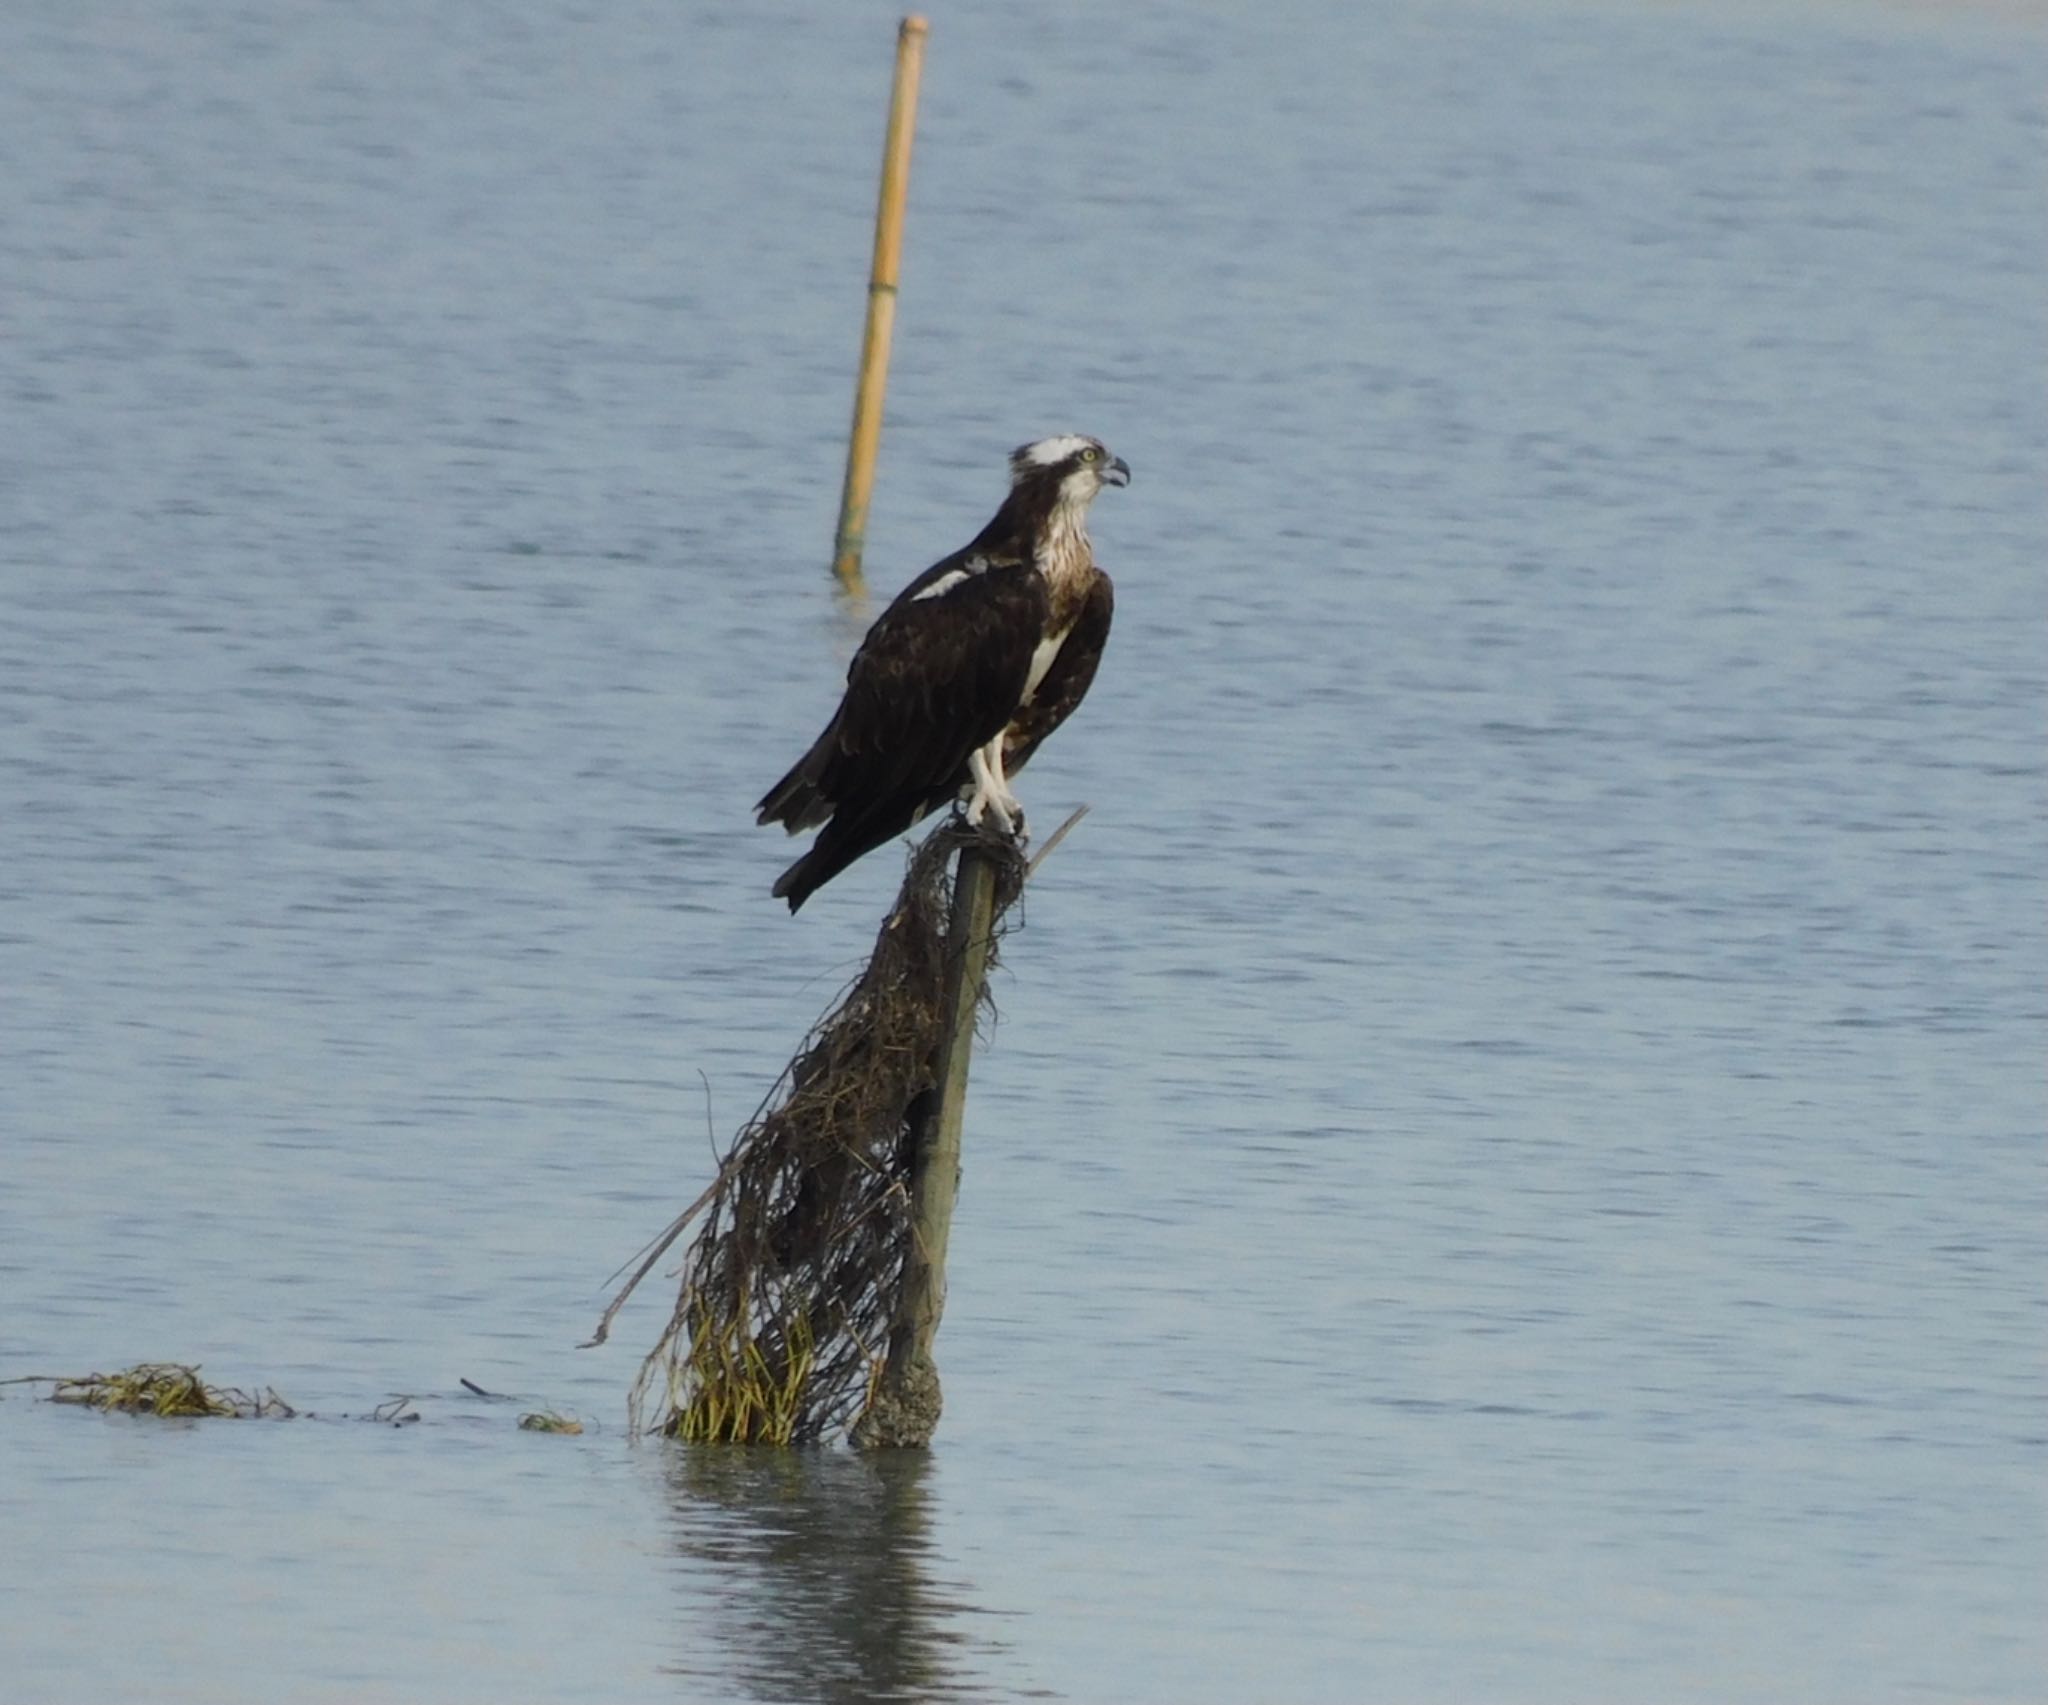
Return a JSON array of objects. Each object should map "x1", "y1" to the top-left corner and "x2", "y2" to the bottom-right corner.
[{"x1": 595, "y1": 824, "x2": 1026, "y2": 1445}]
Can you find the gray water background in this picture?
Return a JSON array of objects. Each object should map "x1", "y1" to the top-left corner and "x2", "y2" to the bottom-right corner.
[{"x1": 1, "y1": 1, "x2": 2042, "y2": 1700}]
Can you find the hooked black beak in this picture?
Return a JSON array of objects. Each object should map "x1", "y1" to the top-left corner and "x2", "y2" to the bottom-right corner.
[{"x1": 1102, "y1": 455, "x2": 1131, "y2": 487}]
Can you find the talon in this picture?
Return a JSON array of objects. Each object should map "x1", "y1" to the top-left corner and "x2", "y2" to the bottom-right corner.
[{"x1": 965, "y1": 742, "x2": 1021, "y2": 837}]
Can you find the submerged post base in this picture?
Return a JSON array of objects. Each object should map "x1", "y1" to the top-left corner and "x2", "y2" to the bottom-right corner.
[{"x1": 852, "y1": 1354, "x2": 942, "y2": 1449}]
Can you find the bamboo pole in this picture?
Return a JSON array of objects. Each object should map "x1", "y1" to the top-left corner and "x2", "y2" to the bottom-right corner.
[
  {"x1": 831, "y1": 15, "x2": 929, "y2": 593},
  {"x1": 855, "y1": 837, "x2": 1000, "y2": 1447}
]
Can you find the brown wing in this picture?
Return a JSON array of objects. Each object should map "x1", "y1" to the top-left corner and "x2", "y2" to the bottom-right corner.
[
  {"x1": 757, "y1": 563, "x2": 1049, "y2": 910},
  {"x1": 1002, "y1": 566, "x2": 1113, "y2": 779}
]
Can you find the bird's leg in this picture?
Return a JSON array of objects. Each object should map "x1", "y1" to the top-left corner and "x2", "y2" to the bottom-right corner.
[
  {"x1": 987, "y1": 734, "x2": 1025, "y2": 831},
  {"x1": 963, "y1": 742, "x2": 1012, "y2": 834},
  {"x1": 964, "y1": 739, "x2": 1026, "y2": 840}
]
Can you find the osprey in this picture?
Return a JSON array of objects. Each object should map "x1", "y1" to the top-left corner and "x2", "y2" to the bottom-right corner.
[{"x1": 757, "y1": 433, "x2": 1128, "y2": 911}]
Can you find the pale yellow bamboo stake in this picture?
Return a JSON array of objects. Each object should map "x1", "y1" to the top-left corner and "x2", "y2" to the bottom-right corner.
[{"x1": 832, "y1": 16, "x2": 929, "y2": 593}]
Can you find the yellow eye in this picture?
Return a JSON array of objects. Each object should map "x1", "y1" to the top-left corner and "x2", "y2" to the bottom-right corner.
[{"x1": 1079, "y1": 446, "x2": 1099, "y2": 463}]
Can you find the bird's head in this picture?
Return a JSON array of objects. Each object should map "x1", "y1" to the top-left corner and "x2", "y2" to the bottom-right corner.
[{"x1": 1008, "y1": 434, "x2": 1131, "y2": 507}]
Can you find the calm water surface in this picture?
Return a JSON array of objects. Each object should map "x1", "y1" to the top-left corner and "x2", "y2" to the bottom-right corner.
[{"x1": 2, "y1": 1, "x2": 2042, "y2": 1701}]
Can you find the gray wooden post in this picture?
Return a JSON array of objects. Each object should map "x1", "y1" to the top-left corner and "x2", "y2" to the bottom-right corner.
[{"x1": 854, "y1": 838, "x2": 1000, "y2": 1447}]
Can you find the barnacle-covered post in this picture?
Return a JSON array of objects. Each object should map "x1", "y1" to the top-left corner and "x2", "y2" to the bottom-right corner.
[{"x1": 853, "y1": 838, "x2": 1000, "y2": 1448}]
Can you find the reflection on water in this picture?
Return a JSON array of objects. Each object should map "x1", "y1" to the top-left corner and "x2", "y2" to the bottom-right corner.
[{"x1": 659, "y1": 1448, "x2": 1010, "y2": 1705}]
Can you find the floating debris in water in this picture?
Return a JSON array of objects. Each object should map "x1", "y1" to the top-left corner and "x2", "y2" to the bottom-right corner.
[
  {"x1": 517, "y1": 1411, "x2": 584, "y2": 1434},
  {"x1": 7, "y1": 1363, "x2": 296, "y2": 1419},
  {"x1": 5, "y1": 1368, "x2": 590, "y2": 1433}
]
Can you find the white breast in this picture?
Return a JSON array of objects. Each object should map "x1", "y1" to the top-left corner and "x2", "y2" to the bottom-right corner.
[{"x1": 1022, "y1": 625, "x2": 1070, "y2": 704}]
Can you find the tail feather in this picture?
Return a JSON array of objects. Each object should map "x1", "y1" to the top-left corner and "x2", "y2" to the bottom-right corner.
[
  {"x1": 770, "y1": 847, "x2": 832, "y2": 913},
  {"x1": 769, "y1": 788, "x2": 948, "y2": 912},
  {"x1": 771, "y1": 830, "x2": 868, "y2": 914}
]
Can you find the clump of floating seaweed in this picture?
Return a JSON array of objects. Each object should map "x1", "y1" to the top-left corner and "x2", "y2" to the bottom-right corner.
[
  {"x1": 6, "y1": 1367, "x2": 597, "y2": 1433},
  {"x1": 589, "y1": 823, "x2": 1027, "y2": 1444},
  {"x1": 18, "y1": 1363, "x2": 296, "y2": 1419},
  {"x1": 517, "y1": 1410, "x2": 585, "y2": 1435}
]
